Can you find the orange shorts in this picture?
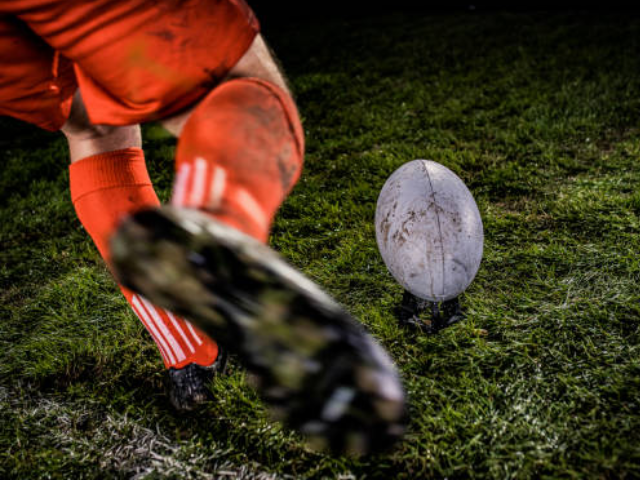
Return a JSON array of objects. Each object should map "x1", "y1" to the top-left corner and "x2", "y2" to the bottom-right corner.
[{"x1": 0, "y1": 0, "x2": 259, "y2": 131}]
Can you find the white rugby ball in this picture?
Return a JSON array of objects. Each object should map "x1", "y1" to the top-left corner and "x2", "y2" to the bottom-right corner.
[{"x1": 375, "y1": 160, "x2": 483, "y2": 302}]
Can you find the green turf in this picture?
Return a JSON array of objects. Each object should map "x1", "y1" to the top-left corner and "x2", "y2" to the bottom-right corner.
[{"x1": 2, "y1": 11, "x2": 640, "y2": 479}]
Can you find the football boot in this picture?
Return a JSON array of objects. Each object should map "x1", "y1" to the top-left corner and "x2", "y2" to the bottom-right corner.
[
  {"x1": 111, "y1": 206, "x2": 406, "y2": 455},
  {"x1": 168, "y1": 347, "x2": 228, "y2": 412}
]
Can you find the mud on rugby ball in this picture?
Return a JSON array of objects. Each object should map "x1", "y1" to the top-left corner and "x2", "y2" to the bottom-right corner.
[{"x1": 375, "y1": 160, "x2": 483, "y2": 302}]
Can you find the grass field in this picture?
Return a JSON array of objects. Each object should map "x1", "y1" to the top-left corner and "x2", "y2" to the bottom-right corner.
[{"x1": 2, "y1": 10, "x2": 640, "y2": 479}]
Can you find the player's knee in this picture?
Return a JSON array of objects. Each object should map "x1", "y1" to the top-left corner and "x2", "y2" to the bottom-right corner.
[
  {"x1": 161, "y1": 34, "x2": 292, "y2": 138},
  {"x1": 62, "y1": 90, "x2": 142, "y2": 163},
  {"x1": 179, "y1": 77, "x2": 304, "y2": 195},
  {"x1": 61, "y1": 90, "x2": 99, "y2": 138}
]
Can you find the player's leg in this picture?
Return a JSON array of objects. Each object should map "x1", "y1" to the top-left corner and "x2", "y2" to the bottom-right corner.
[
  {"x1": 160, "y1": 34, "x2": 302, "y2": 243},
  {"x1": 0, "y1": 12, "x2": 224, "y2": 410},
  {"x1": 62, "y1": 91, "x2": 225, "y2": 410},
  {"x1": 113, "y1": 33, "x2": 405, "y2": 453},
  {"x1": 160, "y1": 35, "x2": 290, "y2": 137},
  {"x1": 10, "y1": 0, "x2": 406, "y2": 453}
]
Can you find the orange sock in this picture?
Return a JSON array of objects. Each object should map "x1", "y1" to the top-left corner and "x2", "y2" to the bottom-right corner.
[
  {"x1": 69, "y1": 147, "x2": 219, "y2": 369},
  {"x1": 172, "y1": 77, "x2": 304, "y2": 242}
]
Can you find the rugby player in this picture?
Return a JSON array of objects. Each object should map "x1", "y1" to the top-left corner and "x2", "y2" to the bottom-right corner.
[{"x1": 0, "y1": 0, "x2": 405, "y2": 454}]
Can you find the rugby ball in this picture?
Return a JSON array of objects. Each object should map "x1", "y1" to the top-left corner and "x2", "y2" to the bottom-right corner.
[{"x1": 375, "y1": 160, "x2": 483, "y2": 302}]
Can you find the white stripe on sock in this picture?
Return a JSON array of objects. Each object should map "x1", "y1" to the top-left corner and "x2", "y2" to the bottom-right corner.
[
  {"x1": 166, "y1": 311, "x2": 195, "y2": 354},
  {"x1": 185, "y1": 321, "x2": 203, "y2": 346},
  {"x1": 236, "y1": 188, "x2": 268, "y2": 231},
  {"x1": 209, "y1": 166, "x2": 227, "y2": 209},
  {"x1": 172, "y1": 163, "x2": 192, "y2": 207},
  {"x1": 132, "y1": 295, "x2": 175, "y2": 365},
  {"x1": 189, "y1": 157, "x2": 208, "y2": 207},
  {"x1": 140, "y1": 297, "x2": 186, "y2": 363},
  {"x1": 132, "y1": 305, "x2": 170, "y2": 365}
]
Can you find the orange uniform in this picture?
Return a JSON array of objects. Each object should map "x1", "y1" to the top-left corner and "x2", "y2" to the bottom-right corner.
[
  {"x1": 0, "y1": 0, "x2": 259, "y2": 130},
  {"x1": 0, "y1": 0, "x2": 305, "y2": 379},
  {"x1": 0, "y1": 0, "x2": 262, "y2": 373}
]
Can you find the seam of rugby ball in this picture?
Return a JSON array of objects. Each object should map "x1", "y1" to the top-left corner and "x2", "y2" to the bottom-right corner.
[{"x1": 421, "y1": 160, "x2": 445, "y2": 300}]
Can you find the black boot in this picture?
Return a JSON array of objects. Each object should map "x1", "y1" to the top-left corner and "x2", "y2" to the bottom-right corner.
[{"x1": 168, "y1": 347, "x2": 228, "y2": 411}]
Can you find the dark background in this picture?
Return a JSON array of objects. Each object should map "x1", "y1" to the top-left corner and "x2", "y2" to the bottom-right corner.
[{"x1": 249, "y1": 1, "x2": 639, "y2": 26}]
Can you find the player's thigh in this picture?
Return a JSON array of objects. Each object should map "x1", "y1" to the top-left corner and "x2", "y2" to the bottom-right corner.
[
  {"x1": 160, "y1": 33, "x2": 291, "y2": 137},
  {"x1": 226, "y1": 34, "x2": 290, "y2": 94}
]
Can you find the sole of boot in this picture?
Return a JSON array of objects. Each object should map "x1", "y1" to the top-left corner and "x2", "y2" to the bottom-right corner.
[{"x1": 111, "y1": 206, "x2": 406, "y2": 455}]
